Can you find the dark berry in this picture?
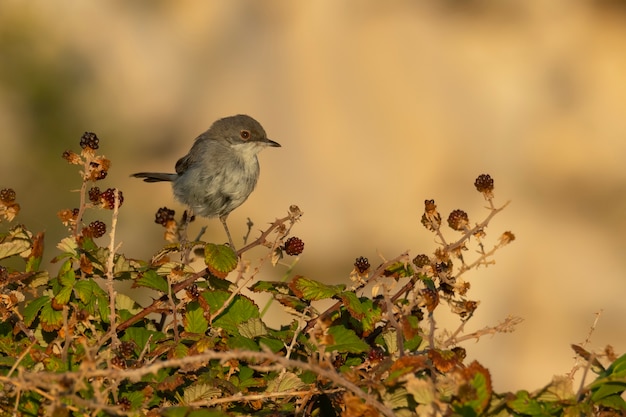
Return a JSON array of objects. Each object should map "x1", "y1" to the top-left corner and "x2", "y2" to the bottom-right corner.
[
  {"x1": 412, "y1": 254, "x2": 430, "y2": 269},
  {"x1": 155, "y1": 207, "x2": 176, "y2": 226},
  {"x1": 118, "y1": 341, "x2": 136, "y2": 358},
  {"x1": 186, "y1": 284, "x2": 200, "y2": 299},
  {"x1": 0, "y1": 265, "x2": 7, "y2": 283},
  {"x1": 88, "y1": 187, "x2": 101, "y2": 203},
  {"x1": 80, "y1": 132, "x2": 99, "y2": 150},
  {"x1": 100, "y1": 188, "x2": 124, "y2": 209},
  {"x1": 284, "y1": 236, "x2": 304, "y2": 256},
  {"x1": 0, "y1": 188, "x2": 16, "y2": 203},
  {"x1": 117, "y1": 397, "x2": 132, "y2": 411},
  {"x1": 447, "y1": 209, "x2": 469, "y2": 231},
  {"x1": 72, "y1": 208, "x2": 80, "y2": 218},
  {"x1": 354, "y1": 256, "x2": 370, "y2": 273},
  {"x1": 89, "y1": 220, "x2": 107, "y2": 238},
  {"x1": 474, "y1": 174, "x2": 494, "y2": 198},
  {"x1": 368, "y1": 347, "x2": 385, "y2": 363}
]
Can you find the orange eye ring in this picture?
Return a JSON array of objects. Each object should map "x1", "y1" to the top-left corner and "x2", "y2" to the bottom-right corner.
[{"x1": 240, "y1": 130, "x2": 251, "y2": 140}]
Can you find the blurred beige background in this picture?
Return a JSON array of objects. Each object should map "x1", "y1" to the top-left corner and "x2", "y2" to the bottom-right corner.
[{"x1": 2, "y1": 1, "x2": 626, "y2": 393}]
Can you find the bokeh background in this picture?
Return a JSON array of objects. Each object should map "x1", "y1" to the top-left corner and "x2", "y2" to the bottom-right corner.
[{"x1": 2, "y1": 0, "x2": 626, "y2": 393}]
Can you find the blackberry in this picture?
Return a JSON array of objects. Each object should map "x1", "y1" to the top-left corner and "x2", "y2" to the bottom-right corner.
[
  {"x1": 100, "y1": 188, "x2": 124, "y2": 209},
  {"x1": 368, "y1": 346, "x2": 385, "y2": 363},
  {"x1": 284, "y1": 236, "x2": 304, "y2": 256},
  {"x1": 474, "y1": 174, "x2": 494, "y2": 198},
  {"x1": 88, "y1": 187, "x2": 101, "y2": 203},
  {"x1": 155, "y1": 207, "x2": 176, "y2": 226},
  {"x1": 117, "y1": 397, "x2": 132, "y2": 412},
  {"x1": 186, "y1": 284, "x2": 200, "y2": 299},
  {"x1": 88, "y1": 220, "x2": 107, "y2": 238},
  {"x1": 447, "y1": 209, "x2": 469, "y2": 231},
  {"x1": 354, "y1": 256, "x2": 370, "y2": 273},
  {"x1": 80, "y1": 132, "x2": 99, "y2": 150},
  {"x1": 118, "y1": 341, "x2": 136, "y2": 358},
  {"x1": 0, "y1": 188, "x2": 16, "y2": 203},
  {"x1": 412, "y1": 254, "x2": 430, "y2": 269},
  {"x1": 0, "y1": 265, "x2": 7, "y2": 283},
  {"x1": 72, "y1": 208, "x2": 80, "y2": 218}
]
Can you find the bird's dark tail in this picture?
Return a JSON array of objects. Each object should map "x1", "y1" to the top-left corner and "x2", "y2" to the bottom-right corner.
[{"x1": 131, "y1": 172, "x2": 177, "y2": 183}]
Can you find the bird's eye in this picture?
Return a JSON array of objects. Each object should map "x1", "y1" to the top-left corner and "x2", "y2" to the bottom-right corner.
[{"x1": 240, "y1": 130, "x2": 251, "y2": 140}]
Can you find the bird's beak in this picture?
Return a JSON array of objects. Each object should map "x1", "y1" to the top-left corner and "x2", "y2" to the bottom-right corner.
[{"x1": 266, "y1": 138, "x2": 281, "y2": 147}]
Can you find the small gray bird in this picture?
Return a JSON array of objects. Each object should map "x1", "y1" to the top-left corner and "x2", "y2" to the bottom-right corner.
[{"x1": 132, "y1": 114, "x2": 280, "y2": 249}]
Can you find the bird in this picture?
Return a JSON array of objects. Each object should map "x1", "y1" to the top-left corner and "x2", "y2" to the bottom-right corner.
[{"x1": 132, "y1": 114, "x2": 280, "y2": 249}]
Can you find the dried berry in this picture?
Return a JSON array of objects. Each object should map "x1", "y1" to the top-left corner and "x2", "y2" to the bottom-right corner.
[
  {"x1": 88, "y1": 157, "x2": 111, "y2": 182},
  {"x1": 412, "y1": 254, "x2": 430, "y2": 269},
  {"x1": 62, "y1": 150, "x2": 82, "y2": 165},
  {"x1": 354, "y1": 256, "x2": 370, "y2": 273},
  {"x1": 284, "y1": 236, "x2": 304, "y2": 256},
  {"x1": 421, "y1": 199, "x2": 441, "y2": 231},
  {"x1": 499, "y1": 231, "x2": 516, "y2": 245},
  {"x1": 100, "y1": 188, "x2": 124, "y2": 209},
  {"x1": 88, "y1": 220, "x2": 106, "y2": 238},
  {"x1": 421, "y1": 288, "x2": 439, "y2": 313},
  {"x1": 155, "y1": 207, "x2": 176, "y2": 227},
  {"x1": 447, "y1": 209, "x2": 469, "y2": 231},
  {"x1": 80, "y1": 132, "x2": 99, "y2": 150},
  {"x1": 0, "y1": 189, "x2": 16, "y2": 203},
  {"x1": 474, "y1": 174, "x2": 494, "y2": 198},
  {"x1": 88, "y1": 187, "x2": 101, "y2": 203}
]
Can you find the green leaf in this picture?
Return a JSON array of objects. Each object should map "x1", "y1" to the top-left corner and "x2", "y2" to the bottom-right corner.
[
  {"x1": 204, "y1": 243, "x2": 238, "y2": 277},
  {"x1": 182, "y1": 384, "x2": 221, "y2": 404},
  {"x1": 249, "y1": 280, "x2": 291, "y2": 295},
  {"x1": 267, "y1": 372, "x2": 306, "y2": 392},
  {"x1": 507, "y1": 391, "x2": 544, "y2": 415},
  {"x1": 208, "y1": 293, "x2": 260, "y2": 335},
  {"x1": 238, "y1": 317, "x2": 268, "y2": 339},
  {"x1": 134, "y1": 269, "x2": 169, "y2": 293},
  {"x1": 184, "y1": 306, "x2": 209, "y2": 334},
  {"x1": 289, "y1": 276, "x2": 344, "y2": 301},
  {"x1": 259, "y1": 337, "x2": 285, "y2": 353},
  {"x1": 326, "y1": 325, "x2": 369, "y2": 353},
  {"x1": 40, "y1": 301, "x2": 63, "y2": 330},
  {"x1": 227, "y1": 335, "x2": 260, "y2": 351},
  {"x1": 23, "y1": 296, "x2": 49, "y2": 326},
  {"x1": 122, "y1": 327, "x2": 164, "y2": 352}
]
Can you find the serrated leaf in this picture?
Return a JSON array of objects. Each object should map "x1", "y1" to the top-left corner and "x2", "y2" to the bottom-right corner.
[
  {"x1": 259, "y1": 337, "x2": 285, "y2": 353},
  {"x1": 134, "y1": 269, "x2": 169, "y2": 293},
  {"x1": 207, "y1": 292, "x2": 260, "y2": 335},
  {"x1": 249, "y1": 280, "x2": 292, "y2": 295},
  {"x1": 0, "y1": 235, "x2": 31, "y2": 260},
  {"x1": 74, "y1": 279, "x2": 106, "y2": 304},
  {"x1": 182, "y1": 384, "x2": 221, "y2": 404},
  {"x1": 267, "y1": 372, "x2": 305, "y2": 392},
  {"x1": 274, "y1": 294, "x2": 309, "y2": 313},
  {"x1": 227, "y1": 335, "x2": 260, "y2": 351},
  {"x1": 238, "y1": 317, "x2": 268, "y2": 339},
  {"x1": 507, "y1": 391, "x2": 543, "y2": 414},
  {"x1": 56, "y1": 236, "x2": 78, "y2": 257},
  {"x1": 338, "y1": 291, "x2": 364, "y2": 319},
  {"x1": 184, "y1": 306, "x2": 209, "y2": 334},
  {"x1": 40, "y1": 301, "x2": 63, "y2": 331},
  {"x1": 326, "y1": 325, "x2": 369, "y2": 353},
  {"x1": 23, "y1": 296, "x2": 49, "y2": 326},
  {"x1": 289, "y1": 276, "x2": 344, "y2": 300},
  {"x1": 204, "y1": 243, "x2": 238, "y2": 278}
]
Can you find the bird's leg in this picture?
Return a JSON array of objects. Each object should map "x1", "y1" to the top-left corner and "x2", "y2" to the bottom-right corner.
[{"x1": 219, "y1": 214, "x2": 236, "y2": 251}]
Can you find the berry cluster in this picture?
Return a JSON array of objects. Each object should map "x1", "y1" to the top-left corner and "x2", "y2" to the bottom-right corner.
[
  {"x1": 117, "y1": 341, "x2": 136, "y2": 358},
  {"x1": 99, "y1": 188, "x2": 124, "y2": 210},
  {"x1": 186, "y1": 284, "x2": 200, "y2": 299},
  {"x1": 88, "y1": 187, "x2": 101, "y2": 203},
  {"x1": 0, "y1": 188, "x2": 16, "y2": 203},
  {"x1": 284, "y1": 236, "x2": 304, "y2": 256},
  {"x1": 354, "y1": 256, "x2": 370, "y2": 273},
  {"x1": 155, "y1": 207, "x2": 176, "y2": 227},
  {"x1": 87, "y1": 220, "x2": 107, "y2": 238},
  {"x1": 447, "y1": 209, "x2": 469, "y2": 231},
  {"x1": 474, "y1": 173, "x2": 494, "y2": 198},
  {"x1": 80, "y1": 132, "x2": 99, "y2": 150},
  {"x1": 412, "y1": 254, "x2": 430, "y2": 269}
]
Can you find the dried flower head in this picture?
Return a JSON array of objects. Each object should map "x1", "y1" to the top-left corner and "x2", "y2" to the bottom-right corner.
[{"x1": 421, "y1": 199, "x2": 441, "y2": 231}]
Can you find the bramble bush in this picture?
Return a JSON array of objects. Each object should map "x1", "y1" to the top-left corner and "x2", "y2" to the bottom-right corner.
[{"x1": 0, "y1": 133, "x2": 624, "y2": 416}]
